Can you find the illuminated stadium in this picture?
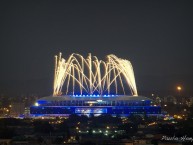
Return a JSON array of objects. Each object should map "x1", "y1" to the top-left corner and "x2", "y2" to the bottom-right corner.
[{"x1": 30, "y1": 53, "x2": 161, "y2": 117}]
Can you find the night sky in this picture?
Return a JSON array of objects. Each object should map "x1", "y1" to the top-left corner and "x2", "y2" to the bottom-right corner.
[{"x1": 0, "y1": 0, "x2": 193, "y2": 96}]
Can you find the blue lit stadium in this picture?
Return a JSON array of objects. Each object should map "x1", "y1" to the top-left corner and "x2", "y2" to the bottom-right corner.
[{"x1": 30, "y1": 53, "x2": 161, "y2": 117}]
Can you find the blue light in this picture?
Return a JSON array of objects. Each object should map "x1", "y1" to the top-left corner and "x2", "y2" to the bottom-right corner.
[{"x1": 37, "y1": 100, "x2": 47, "y2": 104}]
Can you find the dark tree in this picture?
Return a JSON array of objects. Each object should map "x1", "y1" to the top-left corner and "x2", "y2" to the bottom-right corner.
[
  {"x1": 33, "y1": 120, "x2": 53, "y2": 133},
  {"x1": 0, "y1": 127, "x2": 15, "y2": 139}
]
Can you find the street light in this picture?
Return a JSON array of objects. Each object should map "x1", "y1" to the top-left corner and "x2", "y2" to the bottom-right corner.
[{"x1": 177, "y1": 86, "x2": 182, "y2": 96}]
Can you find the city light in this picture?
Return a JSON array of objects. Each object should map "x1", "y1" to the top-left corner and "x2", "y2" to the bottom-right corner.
[
  {"x1": 177, "y1": 86, "x2": 182, "y2": 91},
  {"x1": 177, "y1": 85, "x2": 182, "y2": 95},
  {"x1": 34, "y1": 102, "x2": 39, "y2": 106}
]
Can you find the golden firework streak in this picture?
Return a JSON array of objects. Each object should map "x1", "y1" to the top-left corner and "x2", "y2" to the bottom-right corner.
[{"x1": 53, "y1": 53, "x2": 138, "y2": 96}]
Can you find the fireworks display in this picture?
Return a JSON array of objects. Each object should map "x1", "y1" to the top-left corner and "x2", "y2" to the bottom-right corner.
[{"x1": 53, "y1": 53, "x2": 138, "y2": 96}]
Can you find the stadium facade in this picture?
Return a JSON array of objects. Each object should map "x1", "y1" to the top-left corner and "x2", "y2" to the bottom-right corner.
[
  {"x1": 30, "y1": 53, "x2": 161, "y2": 117},
  {"x1": 30, "y1": 95, "x2": 161, "y2": 117}
]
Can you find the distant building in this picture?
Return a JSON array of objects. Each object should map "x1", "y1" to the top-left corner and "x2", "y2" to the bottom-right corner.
[
  {"x1": 190, "y1": 97, "x2": 193, "y2": 106},
  {"x1": 155, "y1": 96, "x2": 162, "y2": 105},
  {"x1": 24, "y1": 107, "x2": 30, "y2": 117},
  {"x1": 163, "y1": 96, "x2": 177, "y2": 104},
  {"x1": 10, "y1": 102, "x2": 25, "y2": 117}
]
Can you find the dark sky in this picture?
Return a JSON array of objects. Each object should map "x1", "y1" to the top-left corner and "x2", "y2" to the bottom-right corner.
[{"x1": 0, "y1": 0, "x2": 193, "y2": 96}]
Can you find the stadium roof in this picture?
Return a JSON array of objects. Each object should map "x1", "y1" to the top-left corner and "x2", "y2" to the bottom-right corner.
[{"x1": 37, "y1": 95, "x2": 151, "y2": 102}]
